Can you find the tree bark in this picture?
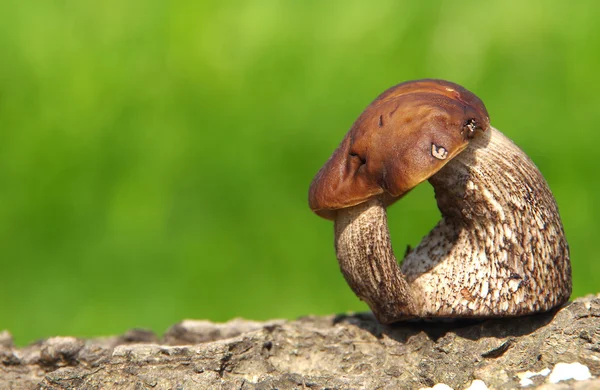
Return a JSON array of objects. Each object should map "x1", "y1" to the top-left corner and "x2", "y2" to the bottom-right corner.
[{"x1": 2, "y1": 295, "x2": 599, "y2": 389}]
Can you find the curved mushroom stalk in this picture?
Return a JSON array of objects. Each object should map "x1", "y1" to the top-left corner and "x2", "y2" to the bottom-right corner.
[
  {"x1": 334, "y1": 197, "x2": 417, "y2": 323},
  {"x1": 403, "y1": 127, "x2": 572, "y2": 317}
]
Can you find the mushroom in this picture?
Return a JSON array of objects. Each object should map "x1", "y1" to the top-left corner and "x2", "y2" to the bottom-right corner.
[{"x1": 308, "y1": 79, "x2": 572, "y2": 323}]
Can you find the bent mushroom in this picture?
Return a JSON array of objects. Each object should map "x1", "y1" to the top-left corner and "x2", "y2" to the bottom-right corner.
[{"x1": 308, "y1": 79, "x2": 572, "y2": 323}]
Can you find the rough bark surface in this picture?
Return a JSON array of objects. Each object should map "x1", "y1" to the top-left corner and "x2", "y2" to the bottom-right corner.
[{"x1": 1, "y1": 295, "x2": 599, "y2": 390}]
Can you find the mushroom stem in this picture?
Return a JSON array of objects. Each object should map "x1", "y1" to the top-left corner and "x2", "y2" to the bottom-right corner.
[
  {"x1": 334, "y1": 198, "x2": 417, "y2": 323},
  {"x1": 402, "y1": 127, "x2": 572, "y2": 317}
]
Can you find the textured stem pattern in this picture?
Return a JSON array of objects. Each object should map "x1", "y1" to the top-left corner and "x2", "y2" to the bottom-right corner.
[
  {"x1": 334, "y1": 199, "x2": 416, "y2": 323},
  {"x1": 403, "y1": 127, "x2": 572, "y2": 317}
]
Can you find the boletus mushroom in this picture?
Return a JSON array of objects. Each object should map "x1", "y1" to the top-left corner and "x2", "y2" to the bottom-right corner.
[{"x1": 308, "y1": 79, "x2": 572, "y2": 323}]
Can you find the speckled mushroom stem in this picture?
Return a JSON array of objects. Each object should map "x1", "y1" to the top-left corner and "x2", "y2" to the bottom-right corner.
[
  {"x1": 403, "y1": 127, "x2": 572, "y2": 318},
  {"x1": 334, "y1": 198, "x2": 417, "y2": 323}
]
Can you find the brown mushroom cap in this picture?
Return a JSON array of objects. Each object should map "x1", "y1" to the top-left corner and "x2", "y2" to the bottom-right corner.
[{"x1": 309, "y1": 79, "x2": 490, "y2": 220}]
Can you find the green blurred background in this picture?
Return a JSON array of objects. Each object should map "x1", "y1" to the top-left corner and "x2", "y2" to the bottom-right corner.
[{"x1": 0, "y1": 1, "x2": 598, "y2": 345}]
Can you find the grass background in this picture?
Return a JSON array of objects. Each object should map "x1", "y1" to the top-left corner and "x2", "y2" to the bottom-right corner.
[{"x1": 0, "y1": 1, "x2": 598, "y2": 345}]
